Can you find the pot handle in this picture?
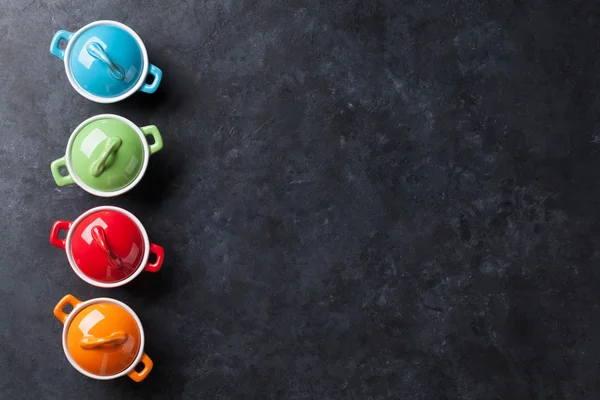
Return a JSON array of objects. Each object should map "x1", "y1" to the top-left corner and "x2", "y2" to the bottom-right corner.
[
  {"x1": 86, "y1": 41, "x2": 126, "y2": 80},
  {"x1": 145, "y1": 243, "x2": 164, "y2": 273},
  {"x1": 49, "y1": 30, "x2": 73, "y2": 60},
  {"x1": 53, "y1": 294, "x2": 81, "y2": 324},
  {"x1": 80, "y1": 331, "x2": 129, "y2": 349},
  {"x1": 51, "y1": 156, "x2": 75, "y2": 186},
  {"x1": 50, "y1": 220, "x2": 72, "y2": 250},
  {"x1": 139, "y1": 64, "x2": 162, "y2": 94},
  {"x1": 140, "y1": 125, "x2": 163, "y2": 155},
  {"x1": 91, "y1": 226, "x2": 123, "y2": 268},
  {"x1": 128, "y1": 353, "x2": 153, "y2": 382},
  {"x1": 89, "y1": 137, "x2": 122, "y2": 177}
]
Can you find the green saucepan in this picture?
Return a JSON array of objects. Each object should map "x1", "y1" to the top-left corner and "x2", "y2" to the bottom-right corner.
[{"x1": 51, "y1": 114, "x2": 163, "y2": 197}]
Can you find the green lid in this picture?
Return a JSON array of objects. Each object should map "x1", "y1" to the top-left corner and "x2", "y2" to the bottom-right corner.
[{"x1": 69, "y1": 117, "x2": 145, "y2": 192}]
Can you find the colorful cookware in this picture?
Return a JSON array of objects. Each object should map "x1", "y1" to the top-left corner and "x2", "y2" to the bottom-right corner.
[
  {"x1": 49, "y1": 20, "x2": 162, "y2": 103},
  {"x1": 54, "y1": 294, "x2": 153, "y2": 382},
  {"x1": 50, "y1": 206, "x2": 164, "y2": 288},
  {"x1": 50, "y1": 114, "x2": 163, "y2": 197}
]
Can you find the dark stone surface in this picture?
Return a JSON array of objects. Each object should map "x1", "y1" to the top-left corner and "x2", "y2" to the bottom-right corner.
[{"x1": 0, "y1": 0, "x2": 599, "y2": 398}]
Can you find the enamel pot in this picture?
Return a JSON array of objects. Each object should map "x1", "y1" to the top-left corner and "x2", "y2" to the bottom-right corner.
[
  {"x1": 50, "y1": 114, "x2": 163, "y2": 197},
  {"x1": 50, "y1": 206, "x2": 164, "y2": 288},
  {"x1": 54, "y1": 295, "x2": 153, "y2": 382},
  {"x1": 49, "y1": 20, "x2": 162, "y2": 103}
]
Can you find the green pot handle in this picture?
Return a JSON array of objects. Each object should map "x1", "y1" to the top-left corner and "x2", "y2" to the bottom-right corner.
[
  {"x1": 140, "y1": 125, "x2": 163, "y2": 155},
  {"x1": 89, "y1": 137, "x2": 122, "y2": 177},
  {"x1": 50, "y1": 156, "x2": 75, "y2": 186}
]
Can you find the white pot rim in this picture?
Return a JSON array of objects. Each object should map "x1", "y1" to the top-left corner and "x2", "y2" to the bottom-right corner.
[
  {"x1": 64, "y1": 114, "x2": 150, "y2": 198},
  {"x1": 62, "y1": 297, "x2": 145, "y2": 380},
  {"x1": 65, "y1": 206, "x2": 150, "y2": 288},
  {"x1": 63, "y1": 20, "x2": 149, "y2": 104}
]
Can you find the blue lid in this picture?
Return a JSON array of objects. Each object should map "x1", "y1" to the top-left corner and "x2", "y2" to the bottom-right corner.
[{"x1": 68, "y1": 23, "x2": 145, "y2": 99}]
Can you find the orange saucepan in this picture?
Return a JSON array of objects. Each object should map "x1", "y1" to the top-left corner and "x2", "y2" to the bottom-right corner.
[{"x1": 53, "y1": 294, "x2": 153, "y2": 382}]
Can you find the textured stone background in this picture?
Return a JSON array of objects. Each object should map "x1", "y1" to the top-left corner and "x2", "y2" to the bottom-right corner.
[{"x1": 0, "y1": 0, "x2": 599, "y2": 398}]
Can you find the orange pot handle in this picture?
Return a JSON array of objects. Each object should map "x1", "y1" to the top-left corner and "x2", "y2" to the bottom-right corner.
[
  {"x1": 128, "y1": 353, "x2": 153, "y2": 382},
  {"x1": 53, "y1": 294, "x2": 81, "y2": 324},
  {"x1": 80, "y1": 331, "x2": 129, "y2": 349}
]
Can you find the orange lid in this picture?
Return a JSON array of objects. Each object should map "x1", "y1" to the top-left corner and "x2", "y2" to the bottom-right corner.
[{"x1": 66, "y1": 301, "x2": 141, "y2": 376}]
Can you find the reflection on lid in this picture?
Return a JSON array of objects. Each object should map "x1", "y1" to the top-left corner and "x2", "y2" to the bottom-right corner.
[
  {"x1": 80, "y1": 217, "x2": 108, "y2": 245},
  {"x1": 78, "y1": 37, "x2": 106, "y2": 69},
  {"x1": 123, "y1": 243, "x2": 140, "y2": 265},
  {"x1": 80, "y1": 129, "x2": 109, "y2": 158},
  {"x1": 124, "y1": 156, "x2": 139, "y2": 175},
  {"x1": 78, "y1": 309, "x2": 105, "y2": 334},
  {"x1": 124, "y1": 66, "x2": 138, "y2": 83},
  {"x1": 121, "y1": 336, "x2": 136, "y2": 354},
  {"x1": 100, "y1": 353, "x2": 109, "y2": 375}
]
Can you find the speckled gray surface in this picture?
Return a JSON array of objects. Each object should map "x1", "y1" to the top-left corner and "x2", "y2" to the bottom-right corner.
[{"x1": 0, "y1": 0, "x2": 599, "y2": 398}]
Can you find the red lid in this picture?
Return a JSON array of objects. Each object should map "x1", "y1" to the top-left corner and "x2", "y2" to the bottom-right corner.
[{"x1": 69, "y1": 209, "x2": 146, "y2": 284}]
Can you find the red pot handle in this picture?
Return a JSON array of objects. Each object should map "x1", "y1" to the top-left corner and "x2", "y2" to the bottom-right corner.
[
  {"x1": 91, "y1": 226, "x2": 123, "y2": 268},
  {"x1": 145, "y1": 243, "x2": 164, "y2": 272},
  {"x1": 50, "y1": 220, "x2": 72, "y2": 250}
]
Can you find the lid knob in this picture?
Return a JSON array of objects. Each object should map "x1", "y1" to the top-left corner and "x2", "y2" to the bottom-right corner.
[
  {"x1": 91, "y1": 225, "x2": 123, "y2": 268},
  {"x1": 86, "y1": 41, "x2": 126, "y2": 80},
  {"x1": 89, "y1": 136, "x2": 122, "y2": 177},
  {"x1": 80, "y1": 331, "x2": 129, "y2": 350}
]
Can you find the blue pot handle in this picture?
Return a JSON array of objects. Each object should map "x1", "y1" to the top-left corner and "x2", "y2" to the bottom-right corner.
[
  {"x1": 49, "y1": 30, "x2": 73, "y2": 60},
  {"x1": 86, "y1": 42, "x2": 126, "y2": 80},
  {"x1": 139, "y1": 64, "x2": 162, "y2": 94}
]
